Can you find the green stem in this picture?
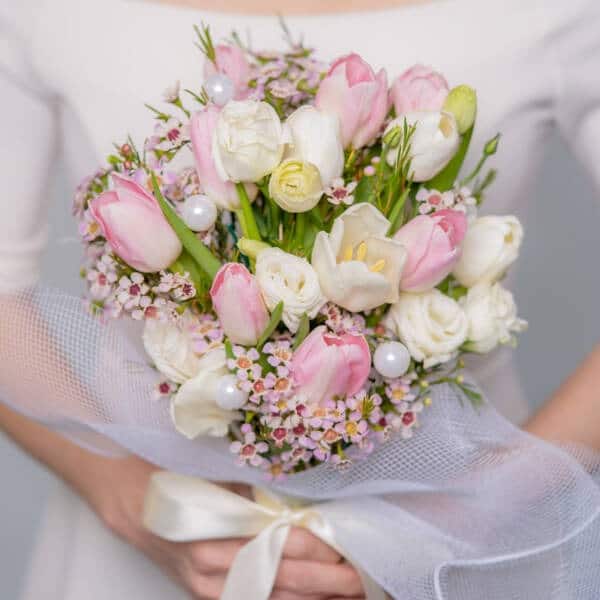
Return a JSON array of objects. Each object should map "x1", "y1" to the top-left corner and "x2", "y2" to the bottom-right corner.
[
  {"x1": 236, "y1": 182, "x2": 261, "y2": 241},
  {"x1": 294, "y1": 212, "x2": 306, "y2": 250},
  {"x1": 151, "y1": 174, "x2": 221, "y2": 280}
]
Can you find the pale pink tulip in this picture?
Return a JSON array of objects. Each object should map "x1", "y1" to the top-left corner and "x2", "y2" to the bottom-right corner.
[
  {"x1": 291, "y1": 326, "x2": 371, "y2": 405},
  {"x1": 203, "y1": 44, "x2": 250, "y2": 100},
  {"x1": 394, "y1": 209, "x2": 467, "y2": 292},
  {"x1": 210, "y1": 263, "x2": 269, "y2": 346},
  {"x1": 89, "y1": 174, "x2": 181, "y2": 273},
  {"x1": 190, "y1": 107, "x2": 256, "y2": 210},
  {"x1": 391, "y1": 64, "x2": 449, "y2": 116},
  {"x1": 315, "y1": 53, "x2": 389, "y2": 149}
]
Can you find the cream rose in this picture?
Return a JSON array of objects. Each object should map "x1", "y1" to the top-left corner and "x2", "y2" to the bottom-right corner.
[
  {"x1": 283, "y1": 105, "x2": 344, "y2": 186},
  {"x1": 170, "y1": 348, "x2": 239, "y2": 438},
  {"x1": 385, "y1": 111, "x2": 460, "y2": 182},
  {"x1": 268, "y1": 159, "x2": 323, "y2": 213},
  {"x1": 385, "y1": 290, "x2": 468, "y2": 368},
  {"x1": 453, "y1": 215, "x2": 523, "y2": 287},
  {"x1": 212, "y1": 100, "x2": 285, "y2": 183},
  {"x1": 256, "y1": 247, "x2": 325, "y2": 332},
  {"x1": 311, "y1": 203, "x2": 407, "y2": 312},
  {"x1": 460, "y1": 283, "x2": 527, "y2": 353},
  {"x1": 142, "y1": 318, "x2": 200, "y2": 384}
]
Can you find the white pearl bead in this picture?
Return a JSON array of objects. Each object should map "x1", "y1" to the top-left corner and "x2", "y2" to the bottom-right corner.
[
  {"x1": 215, "y1": 374, "x2": 248, "y2": 410},
  {"x1": 205, "y1": 74, "x2": 235, "y2": 107},
  {"x1": 181, "y1": 194, "x2": 217, "y2": 232},
  {"x1": 373, "y1": 341, "x2": 411, "y2": 379}
]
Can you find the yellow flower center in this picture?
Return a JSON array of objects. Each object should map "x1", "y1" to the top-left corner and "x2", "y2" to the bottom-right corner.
[
  {"x1": 340, "y1": 241, "x2": 386, "y2": 272},
  {"x1": 392, "y1": 389, "x2": 405, "y2": 401},
  {"x1": 345, "y1": 422, "x2": 358, "y2": 436}
]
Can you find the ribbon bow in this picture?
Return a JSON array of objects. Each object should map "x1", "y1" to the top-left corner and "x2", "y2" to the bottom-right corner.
[{"x1": 143, "y1": 471, "x2": 386, "y2": 600}]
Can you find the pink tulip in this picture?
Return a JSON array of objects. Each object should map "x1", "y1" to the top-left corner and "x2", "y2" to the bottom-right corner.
[
  {"x1": 203, "y1": 44, "x2": 250, "y2": 100},
  {"x1": 190, "y1": 107, "x2": 256, "y2": 210},
  {"x1": 210, "y1": 263, "x2": 269, "y2": 346},
  {"x1": 291, "y1": 326, "x2": 371, "y2": 405},
  {"x1": 391, "y1": 64, "x2": 449, "y2": 116},
  {"x1": 315, "y1": 53, "x2": 389, "y2": 150},
  {"x1": 394, "y1": 209, "x2": 468, "y2": 292},
  {"x1": 89, "y1": 174, "x2": 181, "y2": 273}
]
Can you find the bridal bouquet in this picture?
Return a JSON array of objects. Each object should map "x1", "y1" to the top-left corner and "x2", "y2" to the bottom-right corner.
[
  {"x1": 75, "y1": 24, "x2": 526, "y2": 478},
  {"x1": 5, "y1": 22, "x2": 600, "y2": 600}
]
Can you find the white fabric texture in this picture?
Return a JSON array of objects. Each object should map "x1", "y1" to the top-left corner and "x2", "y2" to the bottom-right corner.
[{"x1": 1, "y1": 0, "x2": 600, "y2": 598}]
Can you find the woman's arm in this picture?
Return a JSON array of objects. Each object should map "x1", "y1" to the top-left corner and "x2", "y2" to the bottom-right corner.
[{"x1": 525, "y1": 344, "x2": 600, "y2": 450}]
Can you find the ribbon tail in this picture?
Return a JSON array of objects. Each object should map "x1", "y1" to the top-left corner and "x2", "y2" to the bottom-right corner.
[{"x1": 221, "y1": 520, "x2": 290, "y2": 600}]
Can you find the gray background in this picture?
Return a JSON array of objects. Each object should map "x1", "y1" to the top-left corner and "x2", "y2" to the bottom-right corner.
[{"x1": 1, "y1": 132, "x2": 599, "y2": 598}]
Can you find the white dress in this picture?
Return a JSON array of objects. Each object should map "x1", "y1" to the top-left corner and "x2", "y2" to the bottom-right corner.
[{"x1": 1, "y1": 0, "x2": 599, "y2": 597}]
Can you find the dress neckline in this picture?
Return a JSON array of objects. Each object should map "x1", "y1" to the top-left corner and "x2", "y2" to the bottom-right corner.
[{"x1": 131, "y1": 0, "x2": 454, "y2": 18}]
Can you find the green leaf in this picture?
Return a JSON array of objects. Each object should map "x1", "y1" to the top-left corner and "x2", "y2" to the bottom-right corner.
[
  {"x1": 292, "y1": 313, "x2": 310, "y2": 350},
  {"x1": 257, "y1": 301, "x2": 284, "y2": 349},
  {"x1": 169, "y1": 249, "x2": 206, "y2": 292},
  {"x1": 427, "y1": 125, "x2": 474, "y2": 191},
  {"x1": 151, "y1": 173, "x2": 221, "y2": 280},
  {"x1": 236, "y1": 183, "x2": 262, "y2": 241},
  {"x1": 224, "y1": 339, "x2": 235, "y2": 360},
  {"x1": 354, "y1": 175, "x2": 375, "y2": 204},
  {"x1": 387, "y1": 186, "x2": 411, "y2": 235}
]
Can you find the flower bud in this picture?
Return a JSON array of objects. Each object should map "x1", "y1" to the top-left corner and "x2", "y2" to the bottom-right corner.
[{"x1": 443, "y1": 85, "x2": 477, "y2": 134}]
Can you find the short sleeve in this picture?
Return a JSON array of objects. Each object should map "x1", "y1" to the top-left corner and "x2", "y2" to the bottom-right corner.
[
  {"x1": 554, "y1": 0, "x2": 600, "y2": 193},
  {"x1": 0, "y1": 4, "x2": 58, "y2": 292}
]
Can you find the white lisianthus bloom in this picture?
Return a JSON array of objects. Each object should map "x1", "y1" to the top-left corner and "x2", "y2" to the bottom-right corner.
[
  {"x1": 385, "y1": 111, "x2": 460, "y2": 182},
  {"x1": 311, "y1": 203, "x2": 407, "y2": 312},
  {"x1": 460, "y1": 283, "x2": 527, "y2": 353},
  {"x1": 453, "y1": 215, "x2": 523, "y2": 287},
  {"x1": 283, "y1": 105, "x2": 344, "y2": 186},
  {"x1": 143, "y1": 318, "x2": 201, "y2": 384},
  {"x1": 385, "y1": 290, "x2": 468, "y2": 368},
  {"x1": 171, "y1": 348, "x2": 239, "y2": 438},
  {"x1": 268, "y1": 159, "x2": 323, "y2": 213},
  {"x1": 212, "y1": 100, "x2": 285, "y2": 182},
  {"x1": 256, "y1": 247, "x2": 325, "y2": 333}
]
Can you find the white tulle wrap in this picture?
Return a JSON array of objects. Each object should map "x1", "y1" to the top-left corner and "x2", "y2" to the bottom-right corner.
[{"x1": 1, "y1": 287, "x2": 600, "y2": 600}]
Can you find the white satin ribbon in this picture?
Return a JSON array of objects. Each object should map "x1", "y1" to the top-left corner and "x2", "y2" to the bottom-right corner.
[{"x1": 143, "y1": 471, "x2": 387, "y2": 600}]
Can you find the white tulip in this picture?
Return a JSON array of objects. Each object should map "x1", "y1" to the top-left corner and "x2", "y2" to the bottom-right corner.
[
  {"x1": 453, "y1": 215, "x2": 523, "y2": 287},
  {"x1": 143, "y1": 318, "x2": 200, "y2": 384},
  {"x1": 212, "y1": 100, "x2": 285, "y2": 183},
  {"x1": 171, "y1": 348, "x2": 239, "y2": 438},
  {"x1": 283, "y1": 105, "x2": 344, "y2": 186},
  {"x1": 385, "y1": 290, "x2": 468, "y2": 368},
  {"x1": 311, "y1": 203, "x2": 407, "y2": 312},
  {"x1": 460, "y1": 283, "x2": 527, "y2": 353},
  {"x1": 256, "y1": 247, "x2": 326, "y2": 333},
  {"x1": 385, "y1": 111, "x2": 460, "y2": 182}
]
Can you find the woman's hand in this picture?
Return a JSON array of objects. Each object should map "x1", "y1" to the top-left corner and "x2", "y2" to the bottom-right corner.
[
  {"x1": 0, "y1": 405, "x2": 364, "y2": 598},
  {"x1": 83, "y1": 454, "x2": 365, "y2": 600}
]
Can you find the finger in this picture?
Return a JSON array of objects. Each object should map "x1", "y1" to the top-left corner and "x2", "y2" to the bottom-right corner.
[
  {"x1": 183, "y1": 571, "x2": 224, "y2": 600},
  {"x1": 283, "y1": 528, "x2": 342, "y2": 563},
  {"x1": 274, "y1": 559, "x2": 364, "y2": 596},
  {"x1": 185, "y1": 538, "x2": 248, "y2": 574},
  {"x1": 270, "y1": 593, "x2": 325, "y2": 600}
]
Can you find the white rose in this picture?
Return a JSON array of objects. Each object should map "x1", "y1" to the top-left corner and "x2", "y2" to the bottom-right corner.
[
  {"x1": 212, "y1": 100, "x2": 285, "y2": 183},
  {"x1": 311, "y1": 203, "x2": 407, "y2": 312},
  {"x1": 453, "y1": 215, "x2": 523, "y2": 287},
  {"x1": 385, "y1": 289, "x2": 468, "y2": 368},
  {"x1": 256, "y1": 247, "x2": 326, "y2": 332},
  {"x1": 143, "y1": 318, "x2": 200, "y2": 384},
  {"x1": 385, "y1": 111, "x2": 460, "y2": 182},
  {"x1": 171, "y1": 348, "x2": 239, "y2": 438},
  {"x1": 283, "y1": 105, "x2": 344, "y2": 186},
  {"x1": 460, "y1": 283, "x2": 527, "y2": 353}
]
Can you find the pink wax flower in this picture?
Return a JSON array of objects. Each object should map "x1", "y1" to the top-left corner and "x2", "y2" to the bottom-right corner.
[
  {"x1": 394, "y1": 209, "x2": 468, "y2": 292},
  {"x1": 89, "y1": 174, "x2": 181, "y2": 273},
  {"x1": 315, "y1": 53, "x2": 389, "y2": 149},
  {"x1": 210, "y1": 263, "x2": 270, "y2": 347},
  {"x1": 291, "y1": 326, "x2": 371, "y2": 405},
  {"x1": 391, "y1": 64, "x2": 449, "y2": 116},
  {"x1": 203, "y1": 44, "x2": 250, "y2": 100}
]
